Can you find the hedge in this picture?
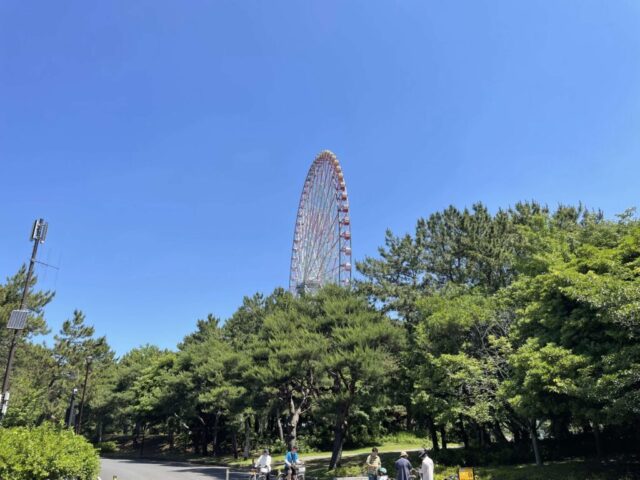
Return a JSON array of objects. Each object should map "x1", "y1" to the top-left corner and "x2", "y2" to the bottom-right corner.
[{"x1": 0, "y1": 424, "x2": 100, "y2": 480}]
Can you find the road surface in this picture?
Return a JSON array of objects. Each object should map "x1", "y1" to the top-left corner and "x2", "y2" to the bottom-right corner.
[{"x1": 100, "y1": 458, "x2": 245, "y2": 480}]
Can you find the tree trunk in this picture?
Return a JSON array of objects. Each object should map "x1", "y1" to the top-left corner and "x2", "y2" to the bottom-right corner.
[
  {"x1": 440, "y1": 426, "x2": 448, "y2": 450},
  {"x1": 458, "y1": 416, "x2": 468, "y2": 450},
  {"x1": 492, "y1": 421, "x2": 508, "y2": 444},
  {"x1": 232, "y1": 430, "x2": 238, "y2": 459},
  {"x1": 277, "y1": 416, "x2": 285, "y2": 443},
  {"x1": 202, "y1": 425, "x2": 208, "y2": 456},
  {"x1": 427, "y1": 416, "x2": 439, "y2": 451},
  {"x1": 285, "y1": 398, "x2": 301, "y2": 450},
  {"x1": 509, "y1": 419, "x2": 525, "y2": 444},
  {"x1": 329, "y1": 408, "x2": 349, "y2": 469},
  {"x1": 139, "y1": 424, "x2": 146, "y2": 458},
  {"x1": 98, "y1": 421, "x2": 103, "y2": 443},
  {"x1": 550, "y1": 416, "x2": 571, "y2": 440},
  {"x1": 243, "y1": 416, "x2": 252, "y2": 459},
  {"x1": 258, "y1": 415, "x2": 265, "y2": 440},
  {"x1": 529, "y1": 419, "x2": 542, "y2": 466},
  {"x1": 212, "y1": 411, "x2": 221, "y2": 454},
  {"x1": 479, "y1": 426, "x2": 486, "y2": 447},
  {"x1": 133, "y1": 421, "x2": 140, "y2": 447},
  {"x1": 592, "y1": 422, "x2": 603, "y2": 460}
]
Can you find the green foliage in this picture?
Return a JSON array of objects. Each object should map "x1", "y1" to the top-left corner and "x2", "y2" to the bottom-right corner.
[
  {"x1": 359, "y1": 202, "x2": 640, "y2": 463},
  {"x1": 3, "y1": 201, "x2": 639, "y2": 473},
  {"x1": 330, "y1": 465, "x2": 364, "y2": 477},
  {"x1": 94, "y1": 440, "x2": 118, "y2": 454},
  {"x1": 0, "y1": 425, "x2": 100, "y2": 480}
]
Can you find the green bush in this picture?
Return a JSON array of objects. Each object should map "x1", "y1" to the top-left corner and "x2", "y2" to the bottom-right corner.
[
  {"x1": 94, "y1": 440, "x2": 118, "y2": 454},
  {"x1": 330, "y1": 465, "x2": 365, "y2": 477},
  {"x1": 269, "y1": 439, "x2": 287, "y2": 454},
  {"x1": 0, "y1": 424, "x2": 100, "y2": 480}
]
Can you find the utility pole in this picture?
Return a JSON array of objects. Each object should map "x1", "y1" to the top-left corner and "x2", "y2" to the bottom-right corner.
[
  {"x1": 65, "y1": 388, "x2": 78, "y2": 429},
  {"x1": 76, "y1": 355, "x2": 93, "y2": 434},
  {"x1": 0, "y1": 219, "x2": 48, "y2": 423}
]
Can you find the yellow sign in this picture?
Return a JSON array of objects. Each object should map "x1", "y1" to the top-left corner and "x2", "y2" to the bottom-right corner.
[{"x1": 458, "y1": 468, "x2": 474, "y2": 480}]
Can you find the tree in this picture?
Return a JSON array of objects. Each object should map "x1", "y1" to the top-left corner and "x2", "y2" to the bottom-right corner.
[
  {"x1": 177, "y1": 314, "x2": 246, "y2": 456},
  {"x1": 48, "y1": 310, "x2": 114, "y2": 427},
  {"x1": 312, "y1": 286, "x2": 404, "y2": 469},
  {"x1": 251, "y1": 291, "x2": 328, "y2": 450}
]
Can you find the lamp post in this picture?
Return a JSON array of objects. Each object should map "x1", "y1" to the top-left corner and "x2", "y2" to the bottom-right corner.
[
  {"x1": 76, "y1": 355, "x2": 93, "y2": 434},
  {"x1": 0, "y1": 219, "x2": 48, "y2": 423}
]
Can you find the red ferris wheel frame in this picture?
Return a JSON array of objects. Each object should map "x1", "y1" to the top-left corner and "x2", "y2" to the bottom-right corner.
[{"x1": 289, "y1": 150, "x2": 352, "y2": 294}]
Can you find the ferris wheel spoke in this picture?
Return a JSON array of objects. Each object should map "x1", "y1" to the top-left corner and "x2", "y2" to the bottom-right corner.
[
  {"x1": 305, "y1": 213, "x2": 338, "y2": 280},
  {"x1": 314, "y1": 229, "x2": 341, "y2": 273}
]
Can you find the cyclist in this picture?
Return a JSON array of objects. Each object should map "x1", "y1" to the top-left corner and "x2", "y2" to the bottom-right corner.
[
  {"x1": 284, "y1": 445, "x2": 300, "y2": 480},
  {"x1": 255, "y1": 448, "x2": 272, "y2": 480}
]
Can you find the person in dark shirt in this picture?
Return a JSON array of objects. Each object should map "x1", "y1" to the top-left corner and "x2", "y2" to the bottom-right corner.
[{"x1": 394, "y1": 451, "x2": 412, "y2": 480}]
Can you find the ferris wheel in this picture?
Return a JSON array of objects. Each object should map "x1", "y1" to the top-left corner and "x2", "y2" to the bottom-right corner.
[{"x1": 289, "y1": 150, "x2": 352, "y2": 295}]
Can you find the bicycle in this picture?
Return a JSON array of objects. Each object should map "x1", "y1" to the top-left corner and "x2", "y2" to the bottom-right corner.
[
  {"x1": 276, "y1": 462, "x2": 305, "y2": 480},
  {"x1": 249, "y1": 466, "x2": 271, "y2": 480}
]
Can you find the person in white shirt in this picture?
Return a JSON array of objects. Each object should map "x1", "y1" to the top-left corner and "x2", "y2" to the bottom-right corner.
[
  {"x1": 418, "y1": 449, "x2": 434, "y2": 480},
  {"x1": 255, "y1": 448, "x2": 272, "y2": 480}
]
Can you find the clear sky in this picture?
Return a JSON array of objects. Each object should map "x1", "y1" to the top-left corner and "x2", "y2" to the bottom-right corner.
[{"x1": 1, "y1": 1, "x2": 639, "y2": 355}]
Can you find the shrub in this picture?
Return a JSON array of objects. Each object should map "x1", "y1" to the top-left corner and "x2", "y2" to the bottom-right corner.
[
  {"x1": 330, "y1": 465, "x2": 365, "y2": 478},
  {"x1": 269, "y1": 439, "x2": 287, "y2": 454},
  {"x1": 0, "y1": 424, "x2": 100, "y2": 480},
  {"x1": 94, "y1": 440, "x2": 118, "y2": 454}
]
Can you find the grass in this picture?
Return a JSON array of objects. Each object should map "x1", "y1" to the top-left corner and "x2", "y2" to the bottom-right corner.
[{"x1": 476, "y1": 459, "x2": 639, "y2": 480}]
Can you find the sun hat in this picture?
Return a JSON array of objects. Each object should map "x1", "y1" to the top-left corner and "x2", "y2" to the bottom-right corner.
[{"x1": 400, "y1": 451, "x2": 408, "y2": 457}]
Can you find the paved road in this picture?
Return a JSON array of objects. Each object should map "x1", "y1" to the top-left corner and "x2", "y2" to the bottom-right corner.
[{"x1": 100, "y1": 458, "x2": 245, "y2": 480}]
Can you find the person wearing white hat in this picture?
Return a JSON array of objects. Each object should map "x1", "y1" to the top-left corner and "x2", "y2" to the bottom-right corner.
[{"x1": 418, "y1": 449, "x2": 434, "y2": 480}]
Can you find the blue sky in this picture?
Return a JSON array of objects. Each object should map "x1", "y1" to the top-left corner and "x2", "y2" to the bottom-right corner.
[{"x1": 1, "y1": 1, "x2": 639, "y2": 355}]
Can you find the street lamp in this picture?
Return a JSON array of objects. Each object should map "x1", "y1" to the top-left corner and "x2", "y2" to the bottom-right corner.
[
  {"x1": 0, "y1": 219, "x2": 48, "y2": 423},
  {"x1": 76, "y1": 355, "x2": 93, "y2": 434}
]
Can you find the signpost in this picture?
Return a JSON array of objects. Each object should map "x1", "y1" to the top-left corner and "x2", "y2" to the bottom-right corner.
[{"x1": 458, "y1": 467, "x2": 475, "y2": 480}]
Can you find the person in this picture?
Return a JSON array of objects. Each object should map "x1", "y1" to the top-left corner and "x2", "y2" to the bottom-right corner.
[
  {"x1": 394, "y1": 451, "x2": 412, "y2": 480},
  {"x1": 364, "y1": 447, "x2": 382, "y2": 480},
  {"x1": 418, "y1": 449, "x2": 434, "y2": 480},
  {"x1": 377, "y1": 467, "x2": 389, "y2": 480},
  {"x1": 255, "y1": 448, "x2": 272, "y2": 480},
  {"x1": 284, "y1": 445, "x2": 300, "y2": 480}
]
